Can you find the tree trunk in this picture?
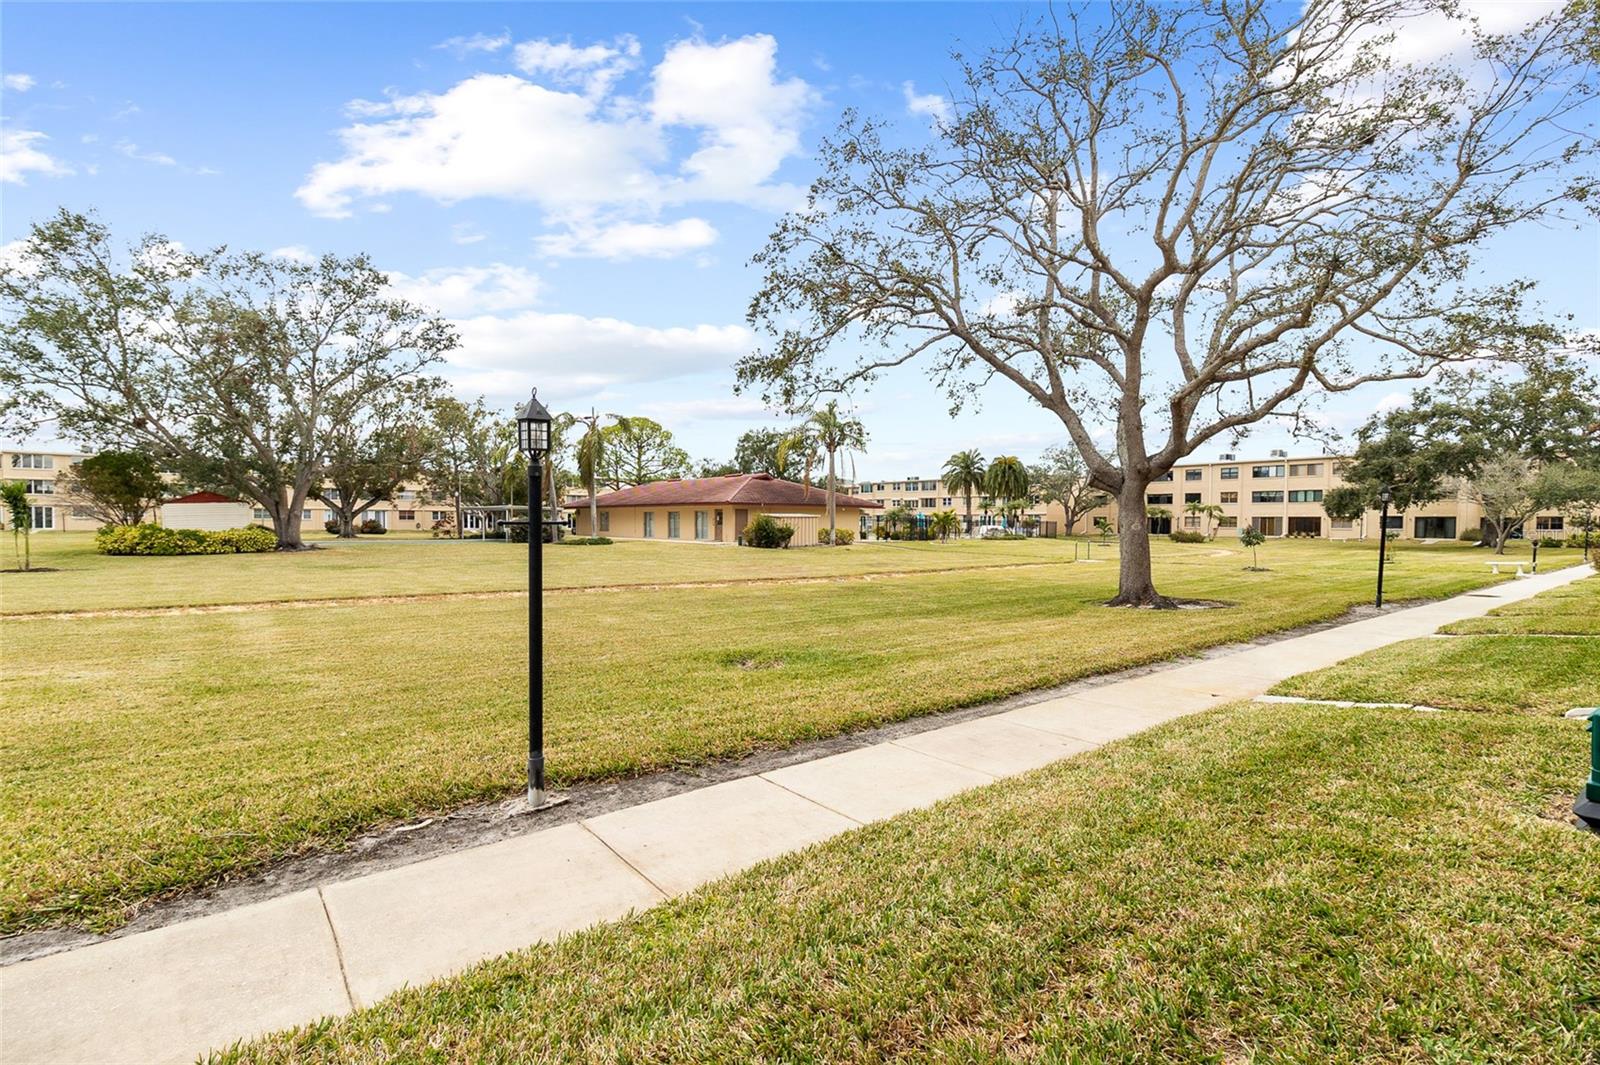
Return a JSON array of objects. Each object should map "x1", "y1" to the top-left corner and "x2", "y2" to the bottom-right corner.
[
  {"x1": 1106, "y1": 485, "x2": 1174, "y2": 608},
  {"x1": 1491, "y1": 518, "x2": 1510, "y2": 554},
  {"x1": 340, "y1": 504, "x2": 356, "y2": 538},
  {"x1": 544, "y1": 457, "x2": 563, "y2": 542},
  {"x1": 588, "y1": 487, "x2": 598, "y2": 538},
  {"x1": 826, "y1": 449, "x2": 837, "y2": 545},
  {"x1": 271, "y1": 505, "x2": 304, "y2": 550},
  {"x1": 965, "y1": 492, "x2": 973, "y2": 537}
]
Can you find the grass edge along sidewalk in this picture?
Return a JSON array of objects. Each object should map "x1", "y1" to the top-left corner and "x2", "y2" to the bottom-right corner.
[{"x1": 214, "y1": 703, "x2": 1599, "y2": 1063}]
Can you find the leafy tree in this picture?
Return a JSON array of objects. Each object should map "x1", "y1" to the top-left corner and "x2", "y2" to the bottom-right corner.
[
  {"x1": 1145, "y1": 505, "x2": 1173, "y2": 533},
  {"x1": 1321, "y1": 486, "x2": 1367, "y2": 538},
  {"x1": 600, "y1": 417, "x2": 691, "y2": 489},
  {"x1": 1239, "y1": 525, "x2": 1266, "y2": 570},
  {"x1": 739, "y1": 1, "x2": 1593, "y2": 606},
  {"x1": 424, "y1": 397, "x2": 526, "y2": 538},
  {"x1": 57, "y1": 450, "x2": 166, "y2": 526},
  {"x1": 1034, "y1": 446, "x2": 1107, "y2": 535},
  {"x1": 985, "y1": 456, "x2": 1029, "y2": 529},
  {"x1": 1184, "y1": 500, "x2": 1225, "y2": 540},
  {"x1": 1340, "y1": 409, "x2": 1474, "y2": 515},
  {"x1": 942, "y1": 449, "x2": 987, "y2": 536},
  {"x1": 318, "y1": 379, "x2": 440, "y2": 537},
  {"x1": 1465, "y1": 455, "x2": 1597, "y2": 554},
  {"x1": 0, "y1": 210, "x2": 456, "y2": 548},
  {"x1": 0, "y1": 480, "x2": 31, "y2": 571},
  {"x1": 694, "y1": 458, "x2": 741, "y2": 478},
  {"x1": 731, "y1": 428, "x2": 816, "y2": 480}
]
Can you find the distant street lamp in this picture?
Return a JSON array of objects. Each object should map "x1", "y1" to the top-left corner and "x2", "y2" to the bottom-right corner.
[
  {"x1": 516, "y1": 390, "x2": 556, "y2": 809},
  {"x1": 1375, "y1": 485, "x2": 1392, "y2": 609}
]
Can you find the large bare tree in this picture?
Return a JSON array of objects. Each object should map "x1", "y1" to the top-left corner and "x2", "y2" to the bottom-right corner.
[
  {"x1": 0, "y1": 210, "x2": 457, "y2": 548},
  {"x1": 740, "y1": 0, "x2": 1595, "y2": 605}
]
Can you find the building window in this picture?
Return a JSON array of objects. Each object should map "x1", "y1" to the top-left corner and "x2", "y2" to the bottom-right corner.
[
  {"x1": 1415, "y1": 516, "x2": 1457, "y2": 539},
  {"x1": 1331, "y1": 518, "x2": 1353, "y2": 530},
  {"x1": 942, "y1": 497, "x2": 953, "y2": 507},
  {"x1": 1252, "y1": 516, "x2": 1283, "y2": 536},
  {"x1": 1220, "y1": 467, "x2": 1239, "y2": 479},
  {"x1": 1184, "y1": 492, "x2": 1201, "y2": 504},
  {"x1": 1147, "y1": 493, "x2": 1173, "y2": 505},
  {"x1": 24, "y1": 479, "x2": 54, "y2": 493},
  {"x1": 643, "y1": 512, "x2": 655, "y2": 537},
  {"x1": 367, "y1": 510, "x2": 388, "y2": 528},
  {"x1": 1287, "y1": 490, "x2": 1323, "y2": 503},
  {"x1": 1153, "y1": 471, "x2": 1174, "y2": 482},
  {"x1": 922, "y1": 481, "x2": 937, "y2": 491},
  {"x1": 253, "y1": 508, "x2": 271, "y2": 520},
  {"x1": 301, "y1": 509, "x2": 312, "y2": 520},
  {"x1": 694, "y1": 510, "x2": 708, "y2": 539},
  {"x1": 1287, "y1": 517, "x2": 1321, "y2": 536},
  {"x1": 668, "y1": 511, "x2": 681, "y2": 538},
  {"x1": 1251, "y1": 465, "x2": 1285, "y2": 478},
  {"x1": 396, "y1": 491, "x2": 416, "y2": 501},
  {"x1": 1251, "y1": 491, "x2": 1284, "y2": 503},
  {"x1": 599, "y1": 511, "x2": 610, "y2": 532},
  {"x1": 1217, "y1": 516, "x2": 1238, "y2": 528},
  {"x1": 1383, "y1": 515, "x2": 1403, "y2": 531},
  {"x1": 11, "y1": 453, "x2": 53, "y2": 469},
  {"x1": 398, "y1": 510, "x2": 415, "y2": 521},
  {"x1": 431, "y1": 511, "x2": 447, "y2": 521},
  {"x1": 28, "y1": 505, "x2": 54, "y2": 529},
  {"x1": 922, "y1": 497, "x2": 937, "y2": 508},
  {"x1": 1184, "y1": 469, "x2": 1202, "y2": 481},
  {"x1": 1289, "y1": 463, "x2": 1323, "y2": 476},
  {"x1": 1535, "y1": 516, "x2": 1564, "y2": 532},
  {"x1": 1220, "y1": 491, "x2": 1238, "y2": 504},
  {"x1": 1183, "y1": 516, "x2": 1201, "y2": 529}
]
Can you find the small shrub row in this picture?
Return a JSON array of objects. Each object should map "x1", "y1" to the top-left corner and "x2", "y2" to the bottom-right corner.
[
  {"x1": 817, "y1": 527, "x2": 855, "y2": 545},
  {"x1": 1458, "y1": 527, "x2": 1482, "y2": 542},
  {"x1": 554, "y1": 536, "x2": 612, "y2": 546},
  {"x1": 96, "y1": 523, "x2": 279, "y2": 555},
  {"x1": 744, "y1": 514, "x2": 795, "y2": 549},
  {"x1": 1168, "y1": 529, "x2": 1206, "y2": 543}
]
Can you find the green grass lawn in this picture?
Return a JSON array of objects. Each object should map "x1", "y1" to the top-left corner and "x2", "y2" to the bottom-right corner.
[
  {"x1": 217, "y1": 700, "x2": 1600, "y2": 1064},
  {"x1": 1271, "y1": 577, "x2": 1599, "y2": 715},
  {"x1": 0, "y1": 532, "x2": 1114, "y2": 613},
  {"x1": 1, "y1": 539, "x2": 1585, "y2": 933}
]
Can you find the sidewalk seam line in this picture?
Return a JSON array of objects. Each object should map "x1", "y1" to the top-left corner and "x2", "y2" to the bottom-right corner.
[
  {"x1": 883, "y1": 740, "x2": 1002, "y2": 780},
  {"x1": 315, "y1": 887, "x2": 357, "y2": 1012},
  {"x1": 575, "y1": 822, "x2": 673, "y2": 901},
  {"x1": 756, "y1": 775, "x2": 868, "y2": 827}
]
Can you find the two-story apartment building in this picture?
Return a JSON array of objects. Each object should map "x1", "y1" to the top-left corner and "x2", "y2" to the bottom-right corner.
[{"x1": 846, "y1": 476, "x2": 1053, "y2": 533}]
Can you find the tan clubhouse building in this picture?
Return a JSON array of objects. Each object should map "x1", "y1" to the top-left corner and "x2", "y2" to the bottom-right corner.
[{"x1": 568, "y1": 473, "x2": 882, "y2": 544}]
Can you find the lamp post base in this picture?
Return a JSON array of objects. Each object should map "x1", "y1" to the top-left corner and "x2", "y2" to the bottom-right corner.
[{"x1": 1574, "y1": 795, "x2": 1600, "y2": 834}]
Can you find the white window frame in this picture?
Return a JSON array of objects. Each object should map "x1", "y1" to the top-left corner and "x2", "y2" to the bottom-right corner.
[{"x1": 28, "y1": 505, "x2": 54, "y2": 529}]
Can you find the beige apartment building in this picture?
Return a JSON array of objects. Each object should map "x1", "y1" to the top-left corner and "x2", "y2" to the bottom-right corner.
[
  {"x1": 852, "y1": 450, "x2": 1581, "y2": 542},
  {"x1": 0, "y1": 446, "x2": 462, "y2": 534}
]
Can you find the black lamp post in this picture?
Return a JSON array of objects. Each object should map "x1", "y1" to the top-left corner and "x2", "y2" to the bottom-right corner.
[
  {"x1": 1375, "y1": 485, "x2": 1392, "y2": 609},
  {"x1": 516, "y1": 390, "x2": 555, "y2": 808}
]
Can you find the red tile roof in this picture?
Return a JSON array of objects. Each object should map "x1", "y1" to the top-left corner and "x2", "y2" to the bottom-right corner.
[
  {"x1": 570, "y1": 474, "x2": 882, "y2": 510},
  {"x1": 163, "y1": 491, "x2": 241, "y2": 505}
]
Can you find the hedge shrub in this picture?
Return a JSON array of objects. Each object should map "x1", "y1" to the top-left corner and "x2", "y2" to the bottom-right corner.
[
  {"x1": 1168, "y1": 529, "x2": 1206, "y2": 543},
  {"x1": 554, "y1": 536, "x2": 613, "y2": 546},
  {"x1": 744, "y1": 514, "x2": 795, "y2": 549},
  {"x1": 1458, "y1": 527, "x2": 1482, "y2": 542},
  {"x1": 96, "y1": 523, "x2": 279, "y2": 555},
  {"x1": 817, "y1": 527, "x2": 855, "y2": 545}
]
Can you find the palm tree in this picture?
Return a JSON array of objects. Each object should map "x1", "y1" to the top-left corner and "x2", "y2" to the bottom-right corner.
[
  {"x1": 784, "y1": 401, "x2": 867, "y2": 546},
  {"x1": 545, "y1": 412, "x2": 577, "y2": 541},
  {"x1": 942, "y1": 449, "x2": 987, "y2": 537},
  {"x1": 1, "y1": 480, "x2": 31, "y2": 571},
  {"x1": 929, "y1": 509, "x2": 961, "y2": 542},
  {"x1": 572, "y1": 409, "x2": 621, "y2": 537},
  {"x1": 1146, "y1": 505, "x2": 1172, "y2": 534},
  {"x1": 985, "y1": 456, "x2": 1028, "y2": 530},
  {"x1": 1093, "y1": 516, "x2": 1113, "y2": 542},
  {"x1": 1184, "y1": 501, "x2": 1225, "y2": 539}
]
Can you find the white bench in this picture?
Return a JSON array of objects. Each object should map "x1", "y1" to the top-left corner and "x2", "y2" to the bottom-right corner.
[{"x1": 1486, "y1": 561, "x2": 1526, "y2": 577}]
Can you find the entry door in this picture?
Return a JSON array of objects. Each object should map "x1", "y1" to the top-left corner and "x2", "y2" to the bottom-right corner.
[
  {"x1": 735, "y1": 509, "x2": 749, "y2": 541},
  {"x1": 714, "y1": 509, "x2": 725, "y2": 541}
]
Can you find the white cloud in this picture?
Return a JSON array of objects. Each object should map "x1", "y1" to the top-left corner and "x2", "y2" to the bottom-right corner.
[
  {"x1": 269, "y1": 244, "x2": 315, "y2": 263},
  {"x1": 649, "y1": 35, "x2": 815, "y2": 208},
  {"x1": 1, "y1": 129, "x2": 71, "y2": 184},
  {"x1": 117, "y1": 141, "x2": 177, "y2": 167},
  {"x1": 0, "y1": 238, "x2": 41, "y2": 277},
  {"x1": 445, "y1": 311, "x2": 751, "y2": 399},
  {"x1": 436, "y1": 31, "x2": 511, "y2": 58},
  {"x1": 3, "y1": 73, "x2": 36, "y2": 92},
  {"x1": 535, "y1": 217, "x2": 717, "y2": 260},
  {"x1": 299, "y1": 33, "x2": 814, "y2": 237},
  {"x1": 386, "y1": 263, "x2": 543, "y2": 316},
  {"x1": 637, "y1": 396, "x2": 774, "y2": 422},
  {"x1": 451, "y1": 222, "x2": 486, "y2": 245},
  {"x1": 901, "y1": 81, "x2": 952, "y2": 127},
  {"x1": 513, "y1": 35, "x2": 640, "y2": 97}
]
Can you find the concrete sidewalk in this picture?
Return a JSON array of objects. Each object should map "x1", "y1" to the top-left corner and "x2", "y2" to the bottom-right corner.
[{"x1": 3, "y1": 565, "x2": 1590, "y2": 1064}]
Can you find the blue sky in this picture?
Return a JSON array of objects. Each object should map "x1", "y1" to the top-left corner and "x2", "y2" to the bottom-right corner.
[{"x1": 2, "y1": 2, "x2": 1594, "y2": 477}]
